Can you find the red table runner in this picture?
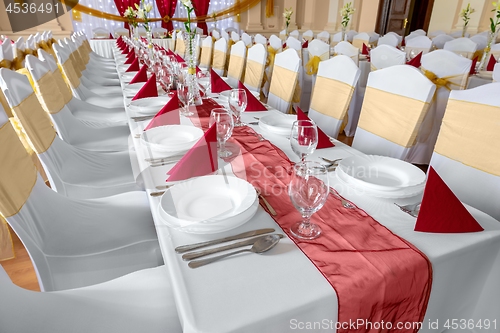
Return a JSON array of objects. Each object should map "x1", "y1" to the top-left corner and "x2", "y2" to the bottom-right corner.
[{"x1": 188, "y1": 101, "x2": 433, "y2": 332}]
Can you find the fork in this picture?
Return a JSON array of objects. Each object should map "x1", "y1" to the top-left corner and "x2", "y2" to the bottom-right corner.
[
  {"x1": 394, "y1": 203, "x2": 420, "y2": 218},
  {"x1": 330, "y1": 188, "x2": 355, "y2": 209}
]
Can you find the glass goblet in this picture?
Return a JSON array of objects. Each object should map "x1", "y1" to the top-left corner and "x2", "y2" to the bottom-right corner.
[
  {"x1": 290, "y1": 120, "x2": 318, "y2": 162},
  {"x1": 177, "y1": 82, "x2": 194, "y2": 116},
  {"x1": 228, "y1": 88, "x2": 247, "y2": 127},
  {"x1": 197, "y1": 70, "x2": 211, "y2": 98},
  {"x1": 209, "y1": 108, "x2": 234, "y2": 158},
  {"x1": 289, "y1": 161, "x2": 329, "y2": 240}
]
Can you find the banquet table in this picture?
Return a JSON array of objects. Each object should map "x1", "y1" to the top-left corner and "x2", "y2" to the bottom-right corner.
[
  {"x1": 91, "y1": 38, "x2": 174, "y2": 58},
  {"x1": 116, "y1": 46, "x2": 500, "y2": 332}
]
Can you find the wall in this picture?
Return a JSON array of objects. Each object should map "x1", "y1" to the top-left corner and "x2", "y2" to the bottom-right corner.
[{"x1": 428, "y1": 0, "x2": 494, "y2": 34}]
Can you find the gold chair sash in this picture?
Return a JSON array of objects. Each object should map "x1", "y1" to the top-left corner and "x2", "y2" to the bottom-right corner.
[
  {"x1": 227, "y1": 55, "x2": 245, "y2": 81},
  {"x1": 228, "y1": 39, "x2": 235, "y2": 50},
  {"x1": 352, "y1": 39, "x2": 367, "y2": 49},
  {"x1": 305, "y1": 55, "x2": 321, "y2": 75},
  {"x1": 70, "y1": 51, "x2": 85, "y2": 74},
  {"x1": 310, "y1": 76, "x2": 355, "y2": 121},
  {"x1": 34, "y1": 72, "x2": 66, "y2": 114},
  {"x1": 421, "y1": 68, "x2": 468, "y2": 91},
  {"x1": 59, "y1": 59, "x2": 81, "y2": 89},
  {"x1": 244, "y1": 60, "x2": 265, "y2": 89},
  {"x1": 38, "y1": 41, "x2": 56, "y2": 58},
  {"x1": 0, "y1": 59, "x2": 13, "y2": 70},
  {"x1": 200, "y1": 46, "x2": 212, "y2": 67},
  {"x1": 52, "y1": 69, "x2": 74, "y2": 102},
  {"x1": 212, "y1": 49, "x2": 226, "y2": 71},
  {"x1": 266, "y1": 46, "x2": 278, "y2": 69},
  {"x1": 24, "y1": 48, "x2": 35, "y2": 56},
  {"x1": 434, "y1": 99, "x2": 500, "y2": 177},
  {"x1": 279, "y1": 34, "x2": 287, "y2": 42},
  {"x1": 0, "y1": 216, "x2": 14, "y2": 261},
  {"x1": 303, "y1": 36, "x2": 313, "y2": 42},
  {"x1": 0, "y1": 90, "x2": 12, "y2": 118},
  {"x1": 0, "y1": 122, "x2": 37, "y2": 218},
  {"x1": 269, "y1": 65, "x2": 298, "y2": 103},
  {"x1": 357, "y1": 87, "x2": 430, "y2": 148},
  {"x1": 11, "y1": 57, "x2": 24, "y2": 71},
  {"x1": 12, "y1": 93, "x2": 57, "y2": 154}
]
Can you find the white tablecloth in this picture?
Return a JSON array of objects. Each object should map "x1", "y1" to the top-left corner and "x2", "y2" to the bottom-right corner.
[
  {"x1": 90, "y1": 39, "x2": 174, "y2": 58},
  {"x1": 114, "y1": 43, "x2": 500, "y2": 332}
]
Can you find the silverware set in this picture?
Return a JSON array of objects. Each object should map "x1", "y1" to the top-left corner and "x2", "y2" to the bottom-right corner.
[
  {"x1": 175, "y1": 228, "x2": 282, "y2": 268},
  {"x1": 145, "y1": 155, "x2": 183, "y2": 167},
  {"x1": 320, "y1": 157, "x2": 342, "y2": 172},
  {"x1": 394, "y1": 202, "x2": 421, "y2": 217},
  {"x1": 131, "y1": 115, "x2": 154, "y2": 122}
]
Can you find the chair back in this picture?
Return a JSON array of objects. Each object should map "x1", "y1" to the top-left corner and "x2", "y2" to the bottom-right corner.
[
  {"x1": 331, "y1": 32, "x2": 343, "y2": 46},
  {"x1": 317, "y1": 30, "x2": 330, "y2": 44},
  {"x1": 221, "y1": 29, "x2": 229, "y2": 41},
  {"x1": 254, "y1": 34, "x2": 267, "y2": 45},
  {"x1": 231, "y1": 31, "x2": 240, "y2": 43},
  {"x1": 430, "y1": 82, "x2": 500, "y2": 220},
  {"x1": 92, "y1": 27, "x2": 109, "y2": 39},
  {"x1": 269, "y1": 35, "x2": 283, "y2": 51},
  {"x1": 450, "y1": 30, "x2": 468, "y2": 38},
  {"x1": 302, "y1": 30, "x2": 314, "y2": 41},
  {"x1": 212, "y1": 37, "x2": 228, "y2": 76},
  {"x1": 241, "y1": 33, "x2": 252, "y2": 47},
  {"x1": 405, "y1": 35, "x2": 432, "y2": 57},
  {"x1": 308, "y1": 55, "x2": 360, "y2": 138},
  {"x1": 378, "y1": 34, "x2": 399, "y2": 47},
  {"x1": 244, "y1": 43, "x2": 267, "y2": 93},
  {"x1": 345, "y1": 30, "x2": 357, "y2": 42},
  {"x1": 431, "y1": 34, "x2": 454, "y2": 49},
  {"x1": 152, "y1": 27, "x2": 168, "y2": 38},
  {"x1": 199, "y1": 36, "x2": 213, "y2": 69},
  {"x1": 370, "y1": 44, "x2": 406, "y2": 70},
  {"x1": 290, "y1": 30, "x2": 300, "y2": 40},
  {"x1": 352, "y1": 32, "x2": 369, "y2": 49},
  {"x1": 268, "y1": 49, "x2": 301, "y2": 113},
  {"x1": 285, "y1": 37, "x2": 302, "y2": 58},
  {"x1": 226, "y1": 41, "x2": 247, "y2": 87},
  {"x1": 428, "y1": 30, "x2": 446, "y2": 38},
  {"x1": 411, "y1": 29, "x2": 426, "y2": 36},
  {"x1": 115, "y1": 28, "x2": 129, "y2": 37},
  {"x1": 385, "y1": 31, "x2": 403, "y2": 45},
  {"x1": 493, "y1": 62, "x2": 500, "y2": 81},
  {"x1": 443, "y1": 37, "x2": 478, "y2": 59},
  {"x1": 211, "y1": 29, "x2": 220, "y2": 40}
]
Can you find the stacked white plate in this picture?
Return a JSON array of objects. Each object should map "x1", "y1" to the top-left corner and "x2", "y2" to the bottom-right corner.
[
  {"x1": 141, "y1": 125, "x2": 203, "y2": 154},
  {"x1": 335, "y1": 155, "x2": 426, "y2": 198},
  {"x1": 259, "y1": 114, "x2": 297, "y2": 136},
  {"x1": 158, "y1": 175, "x2": 258, "y2": 233},
  {"x1": 123, "y1": 82, "x2": 146, "y2": 98},
  {"x1": 129, "y1": 96, "x2": 170, "y2": 116}
]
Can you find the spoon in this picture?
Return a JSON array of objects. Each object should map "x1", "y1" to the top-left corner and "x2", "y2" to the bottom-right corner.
[{"x1": 188, "y1": 234, "x2": 280, "y2": 268}]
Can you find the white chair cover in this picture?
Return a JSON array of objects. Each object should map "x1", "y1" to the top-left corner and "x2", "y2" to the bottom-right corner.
[
  {"x1": 352, "y1": 65, "x2": 436, "y2": 160},
  {"x1": 267, "y1": 49, "x2": 300, "y2": 113},
  {"x1": 352, "y1": 32, "x2": 370, "y2": 49},
  {"x1": 231, "y1": 31, "x2": 240, "y2": 43},
  {"x1": 241, "y1": 32, "x2": 252, "y2": 47},
  {"x1": 221, "y1": 29, "x2": 230, "y2": 41},
  {"x1": 0, "y1": 38, "x2": 14, "y2": 62},
  {"x1": 212, "y1": 37, "x2": 228, "y2": 76},
  {"x1": 244, "y1": 43, "x2": 267, "y2": 93},
  {"x1": 370, "y1": 44, "x2": 406, "y2": 70},
  {"x1": 443, "y1": 37, "x2": 478, "y2": 59},
  {"x1": 302, "y1": 39, "x2": 329, "y2": 109},
  {"x1": 92, "y1": 27, "x2": 110, "y2": 39},
  {"x1": 385, "y1": 32, "x2": 403, "y2": 45},
  {"x1": 367, "y1": 31, "x2": 380, "y2": 44},
  {"x1": 431, "y1": 34, "x2": 454, "y2": 49},
  {"x1": 279, "y1": 29, "x2": 287, "y2": 42},
  {"x1": 254, "y1": 34, "x2": 267, "y2": 45},
  {"x1": 377, "y1": 34, "x2": 399, "y2": 47},
  {"x1": 290, "y1": 30, "x2": 300, "y2": 40},
  {"x1": 470, "y1": 34, "x2": 488, "y2": 52},
  {"x1": 269, "y1": 35, "x2": 283, "y2": 51},
  {"x1": 302, "y1": 30, "x2": 314, "y2": 41},
  {"x1": 493, "y1": 62, "x2": 500, "y2": 81},
  {"x1": 226, "y1": 40, "x2": 247, "y2": 88},
  {"x1": 345, "y1": 30, "x2": 358, "y2": 42},
  {"x1": 405, "y1": 35, "x2": 432, "y2": 58},
  {"x1": 152, "y1": 27, "x2": 168, "y2": 38},
  {"x1": 411, "y1": 29, "x2": 426, "y2": 36},
  {"x1": 331, "y1": 32, "x2": 343, "y2": 45},
  {"x1": 450, "y1": 30, "x2": 469, "y2": 38},
  {"x1": 114, "y1": 28, "x2": 129, "y2": 37},
  {"x1": 211, "y1": 29, "x2": 220, "y2": 40},
  {"x1": 317, "y1": 30, "x2": 330, "y2": 44},
  {"x1": 308, "y1": 55, "x2": 360, "y2": 138},
  {"x1": 334, "y1": 41, "x2": 359, "y2": 66},
  {"x1": 199, "y1": 36, "x2": 213, "y2": 69},
  {"x1": 285, "y1": 36, "x2": 302, "y2": 57}
]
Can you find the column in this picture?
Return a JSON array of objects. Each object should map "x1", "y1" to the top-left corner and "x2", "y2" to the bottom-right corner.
[
  {"x1": 246, "y1": 0, "x2": 263, "y2": 31},
  {"x1": 453, "y1": 0, "x2": 487, "y2": 34},
  {"x1": 284, "y1": 0, "x2": 298, "y2": 30},
  {"x1": 301, "y1": 0, "x2": 317, "y2": 30},
  {"x1": 324, "y1": 0, "x2": 341, "y2": 32}
]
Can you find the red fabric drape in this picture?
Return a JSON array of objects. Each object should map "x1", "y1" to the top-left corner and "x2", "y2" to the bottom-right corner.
[
  {"x1": 155, "y1": 0, "x2": 177, "y2": 31},
  {"x1": 191, "y1": 0, "x2": 210, "y2": 35},
  {"x1": 114, "y1": 0, "x2": 129, "y2": 29}
]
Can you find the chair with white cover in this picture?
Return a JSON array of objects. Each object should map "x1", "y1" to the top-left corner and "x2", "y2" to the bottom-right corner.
[
  {"x1": 302, "y1": 39, "x2": 329, "y2": 109},
  {"x1": 352, "y1": 32, "x2": 370, "y2": 49},
  {"x1": 367, "y1": 31, "x2": 380, "y2": 45},
  {"x1": 211, "y1": 29, "x2": 220, "y2": 40},
  {"x1": 411, "y1": 29, "x2": 426, "y2": 36},
  {"x1": 0, "y1": 264, "x2": 182, "y2": 333},
  {"x1": 0, "y1": 68, "x2": 142, "y2": 200},
  {"x1": 267, "y1": 49, "x2": 301, "y2": 113},
  {"x1": 199, "y1": 35, "x2": 214, "y2": 69},
  {"x1": 385, "y1": 32, "x2": 403, "y2": 45},
  {"x1": 431, "y1": 34, "x2": 454, "y2": 49},
  {"x1": 333, "y1": 41, "x2": 359, "y2": 66},
  {"x1": 345, "y1": 30, "x2": 358, "y2": 42},
  {"x1": 443, "y1": 37, "x2": 478, "y2": 59},
  {"x1": 285, "y1": 36, "x2": 302, "y2": 58},
  {"x1": 231, "y1": 31, "x2": 240, "y2": 43},
  {"x1": 0, "y1": 105, "x2": 162, "y2": 292},
  {"x1": 489, "y1": 43, "x2": 500, "y2": 61},
  {"x1": 12, "y1": 37, "x2": 26, "y2": 70},
  {"x1": 493, "y1": 62, "x2": 500, "y2": 81},
  {"x1": 209, "y1": 27, "x2": 219, "y2": 35},
  {"x1": 405, "y1": 35, "x2": 432, "y2": 58},
  {"x1": 279, "y1": 29, "x2": 287, "y2": 42},
  {"x1": 254, "y1": 34, "x2": 267, "y2": 45},
  {"x1": 370, "y1": 44, "x2": 406, "y2": 70},
  {"x1": 0, "y1": 38, "x2": 14, "y2": 68},
  {"x1": 352, "y1": 65, "x2": 436, "y2": 160},
  {"x1": 450, "y1": 30, "x2": 469, "y2": 38},
  {"x1": 74, "y1": 33, "x2": 116, "y2": 66},
  {"x1": 37, "y1": 49, "x2": 127, "y2": 127},
  {"x1": 263, "y1": 35, "x2": 283, "y2": 96},
  {"x1": 243, "y1": 43, "x2": 267, "y2": 93},
  {"x1": 302, "y1": 30, "x2": 314, "y2": 42},
  {"x1": 290, "y1": 30, "x2": 300, "y2": 40},
  {"x1": 428, "y1": 30, "x2": 446, "y2": 38},
  {"x1": 225, "y1": 27, "x2": 238, "y2": 34},
  {"x1": 331, "y1": 32, "x2": 343, "y2": 46},
  {"x1": 308, "y1": 55, "x2": 360, "y2": 138},
  {"x1": 221, "y1": 29, "x2": 230, "y2": 41},
  {"x1": 269, "y1": 34, "x2": 283, "y2": 51},
  {"x1": 212, "y1": 37, "x2": 228, "y2": 76},
  {"x1": 115, "y1": 28, "x2": 129, "y2": 37},
  {"x1": 92, "y1": 27, "x2": 110, "y2": 39},
  {"x1": 152, "y1": 27, "x2": 168, "y2": 38},
  {"x1": 25, "y1": 55, "x2": 131, "y2": 152},
  {"x1": 404, "y1": 32, "x2": 421, "y2": 43},
  {"x1": 241, "y1": 32, "x2": 252, "y2": 47},
  {"x1": 429, "y1": 82, "x2": 500, "y2": 221},
  {"x1": 196, "y1": 27, "x2": 203, "y2": 35},
  {"x1": 317, "y1": 31, "x2": 330, "y2": 44},
  {"x1": 377, "y1": 34, "x2": 399, "y2": 47},
  {"x1": 406, "y1": 49, "x2": 471, "y2": 164},
  {"x1": 226, "y1": 40, "x2": 247, "y2": 87},
  {"x1": 174, "y1": 32, "x2": 186, "y2": 57},
  {"x1": 470, "y1": 34, "x2": 488, "y2": 60}
]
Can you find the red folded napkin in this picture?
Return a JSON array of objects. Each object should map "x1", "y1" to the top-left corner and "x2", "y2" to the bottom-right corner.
[
  {"x1": 237, "y1": 81, "x2": 266, "y2": 111},
  {"x1": 167, "y1": 49, "x2": 175, "y2": 56},
  {"x1": 401, "y1": 38, "x2": 406, "y2": 47},
  {"x1": 174, "y1": 53, "x2": 185, "y2": 63},
  {"x1": 406, "y1": 51, "x2": 422, "y2": 68},
  {"x1": 302, "y1": 40, "x2": 309, "y2": 48},
  {"x1": 124, "y1": 52, "x2": 136, "y2": 65},
  {"x1": 487, "y1": 54, "x2": 497, "y2": 71},
  {"x1": 166, "y1": 123, "x2": 218, "y2": 181},
  {"x1": 125, "y1": 57, "x2": 140, "y2": 72},
  {"x1": 283, "y1": 43, "x2": 287, "y2": 49},
  {"x1": 469, "y1": 56, "x2": 478, "y2": 75},
  {"x1": 362, "y1": 43, "x2": 370, "y2": 55},
  {"x1": 414, "y1": 167, "x2": 484, "y2": 233},
  {"x1": 210, "y1": 68, "x2": 232, "y2": 93},
  {"x1": 121, "y1": 46, "x2": 129, "y2": 54},
  {"x1": 144, "y1": 92, "x2": 181, "y2": 130},
  {"x1": 132, "y1": 74, "x2": 158, "y2": 100},
  {"x1": 296, "y1": 107, "x2": 335, "y2": 149},
  {"x1": 129, "y1": 65, "x2": 149, "y2": 83},
  {"x1": 109, "y1": 33, "x2": 114, "y2": 39}
]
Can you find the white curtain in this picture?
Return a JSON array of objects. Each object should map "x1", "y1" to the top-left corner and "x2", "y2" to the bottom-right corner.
[{"x1": 72, "y1": 0, "x2": 237, "y2": 38}]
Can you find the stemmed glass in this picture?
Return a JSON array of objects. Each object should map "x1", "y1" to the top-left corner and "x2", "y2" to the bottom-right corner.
[
  {"x1": 289, "y1": 161, "x2": 329, "y2": 240},
  {"x1": 209, "y1": 108, "x2": 234, "y2": 158},
  {"x1": 177, "y1": 82, "x2": 194, "y2": 116},
  {"x1": 228, "y1": 88, "x2": 247, "y2": 127},
  {"x1": 290, "y1": 120, "x2": 318, "y2": 162},
  {"x1": 197, "y1": 70, "x2": 211, "y2": 98}
]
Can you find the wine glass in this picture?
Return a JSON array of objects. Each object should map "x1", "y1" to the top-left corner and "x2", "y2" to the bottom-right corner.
[
  {"x1": 228, "y1": 88, "x2": 247, "y2": 127},
  {"x1": 177, "y1": 82, "x2": 194, "y2": 116},
  {"x1": 290, "y1": 120, "x2": 318, "y2": 162},
  {"x1": 197, "y1": 70, "x2": 211, "y2": 98},
  {"x1": 288, "y1": 161, "x2": 329, "y2": 240},
  {"x1": 209, "y1": 108, "x2": 234, "y2": 158}
]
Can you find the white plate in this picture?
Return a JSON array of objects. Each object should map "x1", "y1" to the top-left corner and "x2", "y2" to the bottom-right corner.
[
  {"x1": 128, "y1": 96, "x2": 170, "y2": 115},
  {"x1": 123, "y1": 83, "x2": 146, "y2": 97},
  {"x1": 337, "y1": 155, "x2": 426, "y2": 192},
  {"x1": 259, "y1": 114, "x2": 297, "y2": 136},
  {"x1": 141, "y1": 125, "x2": 203, "y2": 153}
]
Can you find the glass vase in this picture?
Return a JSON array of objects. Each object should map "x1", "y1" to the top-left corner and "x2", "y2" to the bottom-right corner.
[
  {"x1": 184, "y1": 31, "x2": 203, "y2": 106},
  {"x1": 462, "y1": 24, "x2": 468, "y2": 38},
  {"x1": 341, "y1": 26, "x2": 347, "y2": 42},
  {"x1": 146, "y1": 29, "x2": 154, "y2": 59},
  {"x1": 478, "y1": 30, "x2": 498, "y2": 71}
]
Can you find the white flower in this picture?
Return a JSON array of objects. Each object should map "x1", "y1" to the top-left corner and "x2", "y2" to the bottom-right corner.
[
  {"x1": 181, "y1": 0, "x2": 193, "y2": 9},
  {"x1": 137, "y1": 9, "x2": 146, "y2": 20},
  {"x1": 144, "y1": 4, "x2": 153, "y2": 13},
  {"x1": 124, "y1": 7, "x2": 133, "y2": 17}
]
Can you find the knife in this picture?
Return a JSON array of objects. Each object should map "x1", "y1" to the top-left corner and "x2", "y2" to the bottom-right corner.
[
  {"x1": 181, "y1": 233, "x2": 284, "y2": 261},
  {"x1": 175, "y1": 228, "x2": 275, "y2": 253}
]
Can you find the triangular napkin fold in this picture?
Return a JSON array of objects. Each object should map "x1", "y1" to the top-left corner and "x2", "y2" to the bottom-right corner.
[
  {"x1": 125, "y1": 53, "x2": 137, "y2": 66},
  {"x1": 174, "y1": 53, "x2": 186, "y2": 63},
  {"x1": 210, "y1": 68, "x2": 232, "y2": 93},
  {"x1": 406, "y1": 51, "x2": 422, "y2": 68},
  {"x1": 487, "y1": 54, "x2": 497, "y2": 71},
  {"x1": 132, "y1": 74, "x2": 158, "y2": 100},
  {"x1": 144, "y1": 92, "x2": 181, "y2": 130},
  {"x1": 237, "y1": 81, "x2": 266, "y2": 111},
  {"x1": 469, "y1": 56, "x2": 478, "y2": 75},
  {"x1": 166, "y1": 123, "x2": 218, "y2": 181},
  {"x1": 296, "y1": 107, "x2": 335, "y2": 149},
  {"x1": 414, "y1": 167, "x2": 484, "y2": 233},
  {"x1": 362, "y1": 43, "x2": 370, "y2": 55},
  {"x1": 302, "y1": 40, "x2": 309, "y2": 48},
  {"x1": 130, "y1": 65, "x2": 149, "y2": 83}
]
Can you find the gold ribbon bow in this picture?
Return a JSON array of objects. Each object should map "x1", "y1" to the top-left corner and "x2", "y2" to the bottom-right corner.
[
  {"x1": 305, "y1": 55, "x2": 321, "y2": 75},
  {"x1": 0, "y1": 59, "x2": 13, "y2": 70},
  {"x1": 266, "y1": 45, "x2": 277, "y2": 69},
  {"x1": 422, "y1": 69, "x2": 465, "y2": 91}
]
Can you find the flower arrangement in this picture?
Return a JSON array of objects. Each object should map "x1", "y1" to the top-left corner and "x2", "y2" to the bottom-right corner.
[
  {"x1": 460, "y1": 3, "x2": 475, "y2": 37},
  {"x1": 124, "y1": 6, "x2": 138, "y2": 29},
  {"x1": 135, "y1": 0, "x2": 153, "y2": 33},
  {"x1": 340, "y1": 2, "x2": 355, "y2": 29},
  {"x1": 479, "y1": 2, "x2": 500, "y2": 70},
  {"x1": 490, "y1": 2, "x2": 500, "y2": 35},
  {"x1": 283, "y1": 7, "x2": 293, "y2": 30}
]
